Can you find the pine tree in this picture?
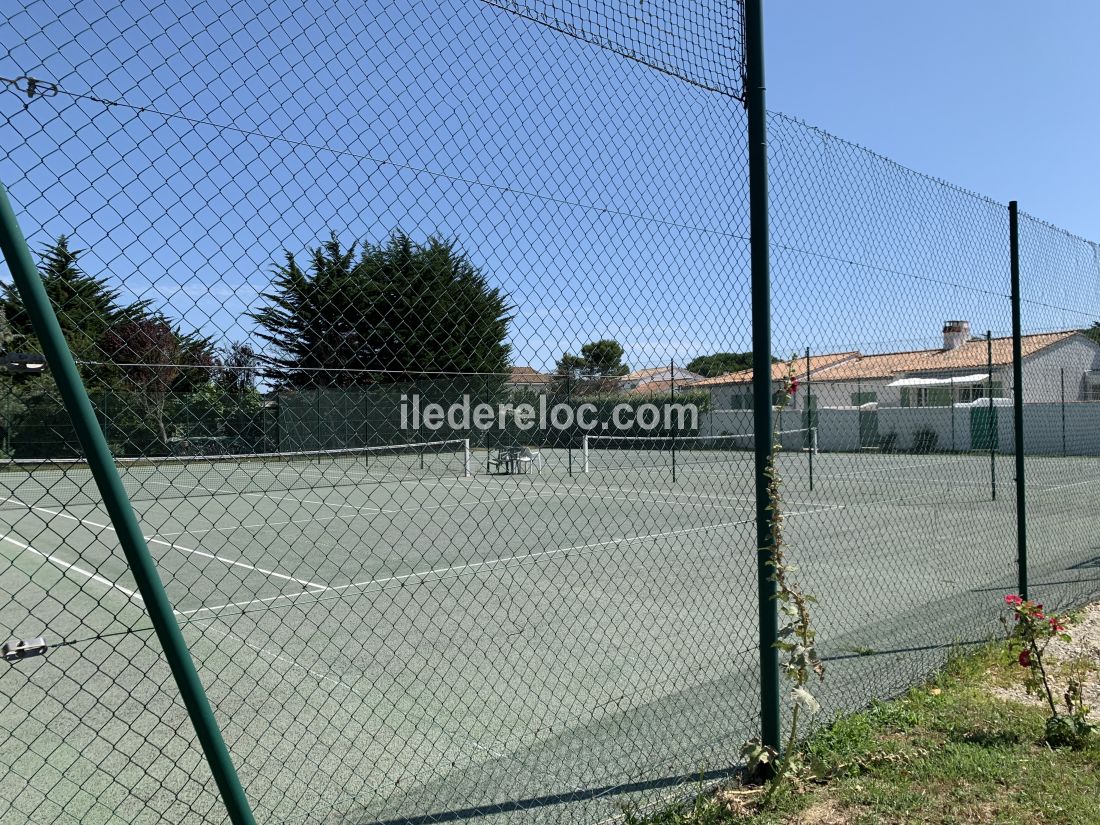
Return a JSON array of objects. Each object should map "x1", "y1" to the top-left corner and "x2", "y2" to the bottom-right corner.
[{"x1": 553, "y1": 339, "x2": 629, "y2": 394}]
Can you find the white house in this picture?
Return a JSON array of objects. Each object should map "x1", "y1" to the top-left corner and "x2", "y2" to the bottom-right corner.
[
  {"x1": 694, "y1": 322, "x2": 1100, "y2": 412},
  {"x1": 693, "y1": 351, "x2": 859, "y2": 410}
]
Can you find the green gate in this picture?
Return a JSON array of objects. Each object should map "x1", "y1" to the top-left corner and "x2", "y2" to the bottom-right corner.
[
  {"x1": 858, "y1": 408, "x2": 879, "y2": 448},
  {"x1": 970, "y1": 406, "x2": 999, "y2": 451}
]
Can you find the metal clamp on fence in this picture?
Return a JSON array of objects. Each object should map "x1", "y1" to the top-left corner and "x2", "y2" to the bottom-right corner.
[{"x1": 3, "y1": 637, "x2": 48, "y2": 663}]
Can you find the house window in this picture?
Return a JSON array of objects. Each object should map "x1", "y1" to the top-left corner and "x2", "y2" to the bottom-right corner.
[
  {"x1": 919, "y1": 387, "x2": 952, "y2": 407},
  {"x1": 1084, "y1": 372, "x2": 1100, "y2": 401},
  {"x1": 728, "y1": 392, "x2": 752, "y2": 410},
  {"x1": 957, "y1": 382, "x2": 1003, "y2": 404}
]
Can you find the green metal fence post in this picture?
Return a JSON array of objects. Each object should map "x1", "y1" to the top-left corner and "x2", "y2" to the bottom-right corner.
[
  {"x1": 2, "y1": 379, "x2": 10, "y2": 457},
  {"x1": 856, "y1": 376, "x2": 862, "y2": 448},
  {"x1": 1009, "y1": 201, "x2": 1028, "y2": 599},
  {"x1": 1061, "y1": 368, "x2": 1066, "y2": 458},
  {"x1": 0, "y1": 183, "x2": 258, "y2": 825},
  {"x1": 566, "y1": 371, "x2": 573, "y2": 476},
  {"x1": 745, "y1": 0, "x2": 781, "y2": 755},
  {"x1": 670, "y1": 359, "x2": 677, "y2": 484},
  {"x1": 988, "y1": 330, "x2": 996, "y2": 501},
  {"x1": 950, "y1": 381, "x2": 956, "y2": 452},
  {"x1": 805, "y1": 347, "x2": 813, "y2": 491}
]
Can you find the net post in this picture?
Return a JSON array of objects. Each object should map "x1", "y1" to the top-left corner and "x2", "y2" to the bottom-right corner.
[
  {"x1": 0, "y1": 182, "x2": 258, "y2": 825},
  {"x1": 745, "y1": 0, "x2": 781, "y2": 758},
  {"x1": 463, "y1": 438, "x2": 471, "y2": 478},
  {"x1": 1009, "y1": 201, "x2": 1028, "y2": 599},
  {"x1": 582, "y1": 434, "x2": 590, "y2": 474}
]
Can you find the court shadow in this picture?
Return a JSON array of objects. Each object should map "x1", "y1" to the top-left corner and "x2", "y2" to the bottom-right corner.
[
  {"x1": 971, "y1": 574, "x2": 1100, "y2": 592},
  {"x1": 820, "y1": 638, "x2": 987, "y2": 663},
  {"x1": 358, "y1": 765, "x2": 741, "y2": 825}
]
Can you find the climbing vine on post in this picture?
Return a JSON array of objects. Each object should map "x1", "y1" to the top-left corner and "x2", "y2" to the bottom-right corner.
[{"x1": 742, "y1": 359, "x2": 825, "y2": 799}]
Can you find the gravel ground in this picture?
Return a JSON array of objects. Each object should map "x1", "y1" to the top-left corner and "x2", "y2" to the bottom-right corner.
[{"x1": 991, "y1": 600, "x2": 1100, "y2": 720}]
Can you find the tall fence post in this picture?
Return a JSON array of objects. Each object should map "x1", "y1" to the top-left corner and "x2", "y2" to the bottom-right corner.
[
  {"x1": 0, "y1": 183, "x2": 258, "y2": 825},
  {"x1": 1060, "y1": 368, "x2": 1066, "y2": 458},
  {"x1": 566, "y1": 371, "x2": 573, "y2": 476},
  {"x1": 670, "y1": 359, "x2": 677, "y2": 484},
  {"x1": 744, "y1": 0, "x2": 780, "y2": 755},
  {"x1": 988, "y1": 330, "x2": 996, "y2": 501},
  {"x1": 1009, "y1": 201, "x2": 1028, "y2": 599},
  {"x1": 805, "y1": 347, "x2": 813, "y2": 491},
  {"x1": 856, "y1": 376, "x2": 862, "y2": 448}
]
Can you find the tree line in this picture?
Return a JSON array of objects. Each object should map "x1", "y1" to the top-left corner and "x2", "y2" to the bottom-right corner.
[
  {"x1": 0, "y1": 231, "x2": 514, "y2": 455},
  {"x1": 1, "y1": 229, "x2": 767, "y2": 456}
]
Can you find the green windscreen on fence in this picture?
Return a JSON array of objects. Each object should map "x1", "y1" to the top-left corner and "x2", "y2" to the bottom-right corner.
[{"x1": 2, "y1": 2, "x2": 1100, "y2": 825}]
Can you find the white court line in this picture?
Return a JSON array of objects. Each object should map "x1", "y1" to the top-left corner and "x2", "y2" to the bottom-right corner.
[
  {"x1": 1029, "y1": 475, "x2": 1100, "y2": 495},
  {"x1": 813, "y1": 457, "x2": 986, "y2": 480},
  {"x1": 240, "y1": 487, "x2": 390, "y2": 515},
  {"x1": 0, "y1": 534, "x2": 143, "y2": 603},
  {"x1": 0, "y1": 528, "x2": 562, "y2": 785},
  {"x1": 560, "y1": 482, "x2": 755, "y2": 509},
  {"x1": 192, "y1": 616, "x2": 367, "y2": 698},
  {"x1": 1, "y1": 497, "x2": 329, "y2": 592},
  {"x1": 187, "y1": 483, "x2": 744, "y2": 546},
  {"x1": 0, "y1": 529, "x2": 365, "y2": 700},
  {"x1": 441, "y1": 471, "x2": 758, "y2": 507},
  {"x1": 155, "y1": 488, "x2": 565, "y2": 540},
  {"x1": 181, "y1": 504, "x2": 844, "y2": 619},
  {"x1": 229, "y1": 477, "x2": 746, "y2": 537}
]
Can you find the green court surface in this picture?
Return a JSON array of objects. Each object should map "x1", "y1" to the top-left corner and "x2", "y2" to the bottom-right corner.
[{"x1": 2, "y1": 448, "x2": 1099, "y2": 824}]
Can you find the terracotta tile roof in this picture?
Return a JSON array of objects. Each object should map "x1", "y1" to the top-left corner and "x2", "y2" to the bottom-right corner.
[
  {"x1": 625, "y1": 378, "x2": 704, "y2": 396},
  {"x1": 692, "y1": 352, "x2": 859, "y2": 387},
  {"x1": 623, "y1": 366, "x2": 673, "y2": 381},
  {"x1": 689, "y1": 333, "x2": 1081, "y2": 386},
  {"x1": 508, "y1": 366, "x2": 552, "y2": 384},
  {"x1": 816, "y1": 332, "x2": 1076, "y2": 382}
]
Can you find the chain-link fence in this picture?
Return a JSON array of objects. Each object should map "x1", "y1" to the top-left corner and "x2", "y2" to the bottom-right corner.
[{"x1": 2, "y1": 2, "x2": 1100, "y2": 824}]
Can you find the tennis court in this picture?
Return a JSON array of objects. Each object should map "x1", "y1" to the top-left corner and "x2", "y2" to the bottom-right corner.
[{"x1": 3, "y1": 443, "x2": 1099, "y2": 823}]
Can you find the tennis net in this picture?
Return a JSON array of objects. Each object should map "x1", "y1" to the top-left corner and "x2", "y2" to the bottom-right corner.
[
  {"x1": 582, "y1": 428, "x2": 816, "y2": 474},
  {"x1": 0, "y1": 438, "x2": 471, "y2": 510}
]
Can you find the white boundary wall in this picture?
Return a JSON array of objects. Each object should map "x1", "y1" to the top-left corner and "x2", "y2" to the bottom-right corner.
[{"x1": 701, "y1": 402, "x2": 1100, "y2": 456}]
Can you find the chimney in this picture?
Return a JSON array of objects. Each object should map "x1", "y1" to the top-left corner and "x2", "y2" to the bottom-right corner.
[{"x1": 942, "y1": 320, "x2": 970, "y2": 350}]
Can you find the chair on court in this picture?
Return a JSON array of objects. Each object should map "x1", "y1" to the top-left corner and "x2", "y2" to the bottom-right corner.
[
  {"x1": 486, "y1": 449, "x2": 502, "y2": 473},
  {"x1": 517, "y1": 447, "x2": 542, "y2": 474}
]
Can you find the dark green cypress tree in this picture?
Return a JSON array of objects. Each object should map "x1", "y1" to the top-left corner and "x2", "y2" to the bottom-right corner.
[
  {"x1": 0, "y1": 235, "x2": 149, "y2": 384},
  {"x1": 252, "y1": 232, "x2": 511, "y2": 387},
  {"x1": 250, "y1": 233, "x2": 369, "y2": 388}
]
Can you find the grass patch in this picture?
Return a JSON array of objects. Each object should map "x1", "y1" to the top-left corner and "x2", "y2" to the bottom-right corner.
[{"x1": 623, "y1": 646, "x2": 1100, "y2": 824}]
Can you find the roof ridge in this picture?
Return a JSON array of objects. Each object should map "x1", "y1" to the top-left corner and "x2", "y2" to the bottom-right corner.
[
  {"x1": 804, "y1": 331, "x2": 1076, "y2": 363},
  {"x1": 691, "y1": 331, "x2": 1082, "y2": 386}
]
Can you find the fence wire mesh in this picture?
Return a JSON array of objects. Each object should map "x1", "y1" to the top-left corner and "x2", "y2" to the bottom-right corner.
[{"x1": 2, "y1": 2, "x2": 1100, "y2": 824}]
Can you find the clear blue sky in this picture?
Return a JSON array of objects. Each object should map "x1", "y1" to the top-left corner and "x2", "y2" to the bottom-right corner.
[
  {"x1": 765, "y1": 1, "x2": 1100, "y2": 241},
  {"x1": 2, "y1": 1, "x2": 1098, "y2": 374}
]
